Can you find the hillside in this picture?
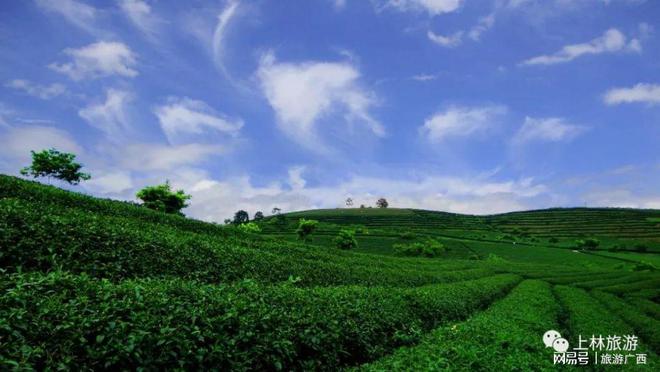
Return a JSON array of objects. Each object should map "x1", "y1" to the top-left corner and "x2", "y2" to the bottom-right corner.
[
  {"x1": 0, "y1": 174, "x2": 658, "y2": 370},
  {"x1": 261, "y1": 207, "x2": 660, "y2": 265}
]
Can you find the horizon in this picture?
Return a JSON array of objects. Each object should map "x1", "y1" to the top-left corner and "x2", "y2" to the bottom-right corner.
[{"x1": 1, "y1": 0, "x2": 659, "y2": 222}]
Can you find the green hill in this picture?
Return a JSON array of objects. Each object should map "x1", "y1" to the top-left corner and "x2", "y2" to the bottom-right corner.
[{"x1": 0, "y1": 174, "x2": 658, "y2": 370}]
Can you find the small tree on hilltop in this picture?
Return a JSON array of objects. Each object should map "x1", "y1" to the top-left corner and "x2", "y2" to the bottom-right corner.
[
  {"x1": 272, "y1": 207, "x2": 281, "y2": 215},
  {"x1": 253, "y1": 211, "x2": 264, "y2": 221},
  {"x1": 376, "y1": 198, "x2": 389, "y2": 208},
  {"x1": 233, "y1": 210, "x2": 249, "y2": 225},
  {"x1": 296, "y1": 218, "x2": 318, "y2": 243},
  {"x1": 335, "y1": 229, "x2": 358, "y2": 250},
  {"x1": 345, "y1": 197, "x2": 353, "y2": 207},
  {"x1": 136, "y1": 181, "x2": 191, "y2": 215},
  {"x1": 21, "y1": 148, "x2": 91, "y2": 185}
]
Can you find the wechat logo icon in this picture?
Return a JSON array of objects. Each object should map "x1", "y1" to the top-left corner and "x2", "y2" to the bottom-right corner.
[{"x1": 543, "y1": 330, "x2": 569, "y2": 353}]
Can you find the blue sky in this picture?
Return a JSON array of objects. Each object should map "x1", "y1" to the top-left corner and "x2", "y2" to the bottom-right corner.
[{"x1": 1, "y1": 0, "x2": 659, "y2": 221}]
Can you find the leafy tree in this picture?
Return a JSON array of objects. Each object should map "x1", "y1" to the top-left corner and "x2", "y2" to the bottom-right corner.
[
  {"x1": 334, "y1": 229, "x2": 358, "y2": 250},
  {"x1": 223, "y1": 218, "x2": 232, "y2": 225},
  {"x1": 136, "y1": 181, "x2": 191, "y2": 215},
  {"x1": 238, "y1": 222, "x2": 262, "y2": 233},
  {"x1": 296, "y1": 218, "x2": 318, "y2": 242},
  {"x1": 20, "y1": 148, "x2": 91, "y2": 185},
  {"x1": 345, "y1": 197, "x2": 353, "y2": 207},
  {"x1": 272, "y1": 207, "x2": 281, "y2": 215},
  {"x1": 233, "y1": 210, "x2": 249, "y2": 225},
  {"x1": 376, "y1": 198, "x2": 389, "y2": 208},
  {"x1": 253, "y1": 211, "x2": 265, "y2": 221}
]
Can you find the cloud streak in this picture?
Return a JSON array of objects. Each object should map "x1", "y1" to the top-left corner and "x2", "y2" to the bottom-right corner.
[
  {"x1": 603, "y1": 83, "x2": 660, "y2": 105},
  {"x1": 521, "y1": 28, "x2": 641, "y2": 66}
]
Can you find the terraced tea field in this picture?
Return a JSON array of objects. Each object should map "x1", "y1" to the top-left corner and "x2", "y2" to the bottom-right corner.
[{"x1": 1, "y1": 175, "x2": 658, "y2": 370}]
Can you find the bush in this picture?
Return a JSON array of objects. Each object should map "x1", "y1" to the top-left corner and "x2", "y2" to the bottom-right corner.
[
  {"x1": 0, "y1": 271, "x2": 520, "y2": 370},
  {"x1": 136, "y1": 181, "x2": 191, "y2": 215},
  {"x1": 362, "y1": 281, "x2": 561, "y2": 371},
  {"x1": 394, "y1": 239, "x2": 445, "y2": 258},
  {"x1": 334, "y1": 229, "x2": 358, "y2": 250},
  {"x1": 296, "y1": 218, "x2": 318, "y2": 242},
  {"x1": 398, "y1": 231, "x2": 415, "y2": 240},
  {"x1": 238, "y1": 222, "x2": 262, "y2": 234},
  {"x1": 575, "y1": 238, "x2": 599, "y2": 250}
]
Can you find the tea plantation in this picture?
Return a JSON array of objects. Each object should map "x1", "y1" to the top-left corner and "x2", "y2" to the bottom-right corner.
[{"x1": 1, "y1": 175, "x2": 658, "y2": 370}]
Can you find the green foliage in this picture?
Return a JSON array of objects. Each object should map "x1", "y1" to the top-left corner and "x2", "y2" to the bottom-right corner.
[
  {"x1": 361, "y1": 281, "x2": 561, "y2": 371},
  {"x1": 591, "y1": 290, "x2": 660, "y2": 354},
  {"x1": 136, "y1": 181, "x2": 191, "y2": 215},
  {"x1": 398, "y1": 231, "x2": 415, "y2": 240},
  {"x1": 233, "y1": 210, "x2": 249, "y2": 224},
  {"x1": 253, "y1": 211, "x2": 264, "y2": 221},
  {"x1": 376, "y1": 197, "x2": 389, "y2": 208},
  {"x1": 296, "y1": 218, "x2": 318, "y2": 242},
  {"x1": 575, "y1": 237, "x2": 600, "y2": 250},
  {"x1": 0, "y1": 271, "x2": 519, "y2": 370},
  {"x1": 20, "y1": 148, "x2": 91, "y2": 184},
  {"x1": 394, "y1": 239, "x2": 445, "y2": 258},
  {"x1": 334, "y1": 229, "x2": 358, "y2": 250},
  {"x1": 238, "y1": 222, "x2": 262, "y2": 234}
]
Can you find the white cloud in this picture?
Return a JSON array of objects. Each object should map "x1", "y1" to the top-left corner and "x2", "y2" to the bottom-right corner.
[
  {"x1": 512, "y1": 117, "x2": 586, "y2": 144},
  {"x1": 35, "y1": 0, "x2": 97, "y2": 34},
  {"x1": 467, "y1": 13, "x2": 495, "y2": 41},
  {"x1": 288, "y1": 166, "x2": 306, "y2": 190},
  {"x1": 118, "y1": 0, "x2": 159, "y2": 38},
  {"x1": 117, "y1": 143, "x2": 224, "y2": 171},
  {"x1": 420, "y1": 105, "x2": 507, "y2": 142},
  {"x1": 0, "y1": 125, "x2": 82, "y2": 168},
  {"x1": 179, "y1": 171, "x2": 548, "y2": 222},
  {"x1": 584, "y1": 189, "x2": 660, "y2": 209},
  {"x1": 79, "y1": 89, "x2": 132, "y2": 138},
  {"x1": 83, "y1": 171, "x2": 133, "y2": 194},
  {"x1": 49, "y1": 41, "x2": 138, "y2": 80},
  {"x1": 521, "y1": 28, "x2": 641, "y2": 66},
  {"x1": 212, "y1": 1, "x2": 240, "y2": 79},
  {"x1": 412, "y1": 73, "x2": 440, "y2": 81},
  {"x1": 153, "y1": 97, "x2": 243, "y2": 144},
  {"x1": 5, "y1": 79, "x2": 66, "y2": 99},
  {"x1": 427, "y1": 30, "x2": 463, "y2": 47},
  {"x1": 386, "y1": 0, "x2": 464, "y2": 16},
  {"x1": 256, "y1": 52, "x2": 384, "y2": 150},
  {"x1": 603, "y1": 83, "x2": 660, "y2": 105}
]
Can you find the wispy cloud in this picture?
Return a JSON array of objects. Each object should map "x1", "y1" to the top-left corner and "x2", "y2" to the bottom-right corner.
[
  {"x1": 512, "y1": 117, "x2": 587, "y2": 144},
  {"x1": 420, "y1": 105, "x2": 507, "y2": 142},
  {"x1": 212, "y1": 1, "x2": 240, "y2": 81},
  {"x1": 49, "y1": 41, "x2": 138, "y2": 80},
  {"x1": 427, "y1": 30, "x2": 463, "y2": 47},
  {"x1": 5, "y1": 79, "x2": 66, "y2": 100},
  {"x1": 79, "y1": 89, "x2": 132, "y2": 139},
  {"x1": 256, "y1": 52, "x2": 384, "y2": 151},
  {"x1": 603, "y1": 83, "x2": 660, "y2": 105},
  {"x1": 35, "y1": 0, "x2": 98, "y2": 34},
  {"x1": 118, "y1": 0, "x2": 161, "y2": 39},
  {"x1": 153, "y1": 97, "x2": 243, "y2": 144},
  {"x1": 385, "y1": 0, "x2": 464, "y2": 16},
  {"x1": 521, "y1": 28, "x2": 641, "y2": 66}
]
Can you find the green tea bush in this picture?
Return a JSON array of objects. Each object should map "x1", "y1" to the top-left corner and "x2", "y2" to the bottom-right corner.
[
  {"x1": 394, "y1": 239, "x2": 445, "y2": 258},
  {"x1": 591, "y1": 291, "x2": 660, "y2": 354},
  {"x1": 0, "y1": 198, "x2": 494, "y2": 287},
  {"x1": 0, "y1": 272, "x2": 519, "y2": 370},
  {"x1": 334, "y1": 229, "x2": 358, "y2": 250},
  {"x1": 361, "y1": 280, "x2": 561, "y2": 371}
]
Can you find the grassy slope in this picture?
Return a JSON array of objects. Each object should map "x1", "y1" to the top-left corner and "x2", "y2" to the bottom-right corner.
[
  {"x1": 261, "y1": 206, "x2": 660, "y2": 265},
  {"x1": 1, "y1": 174, "x2": 659, "y2": 369}
]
